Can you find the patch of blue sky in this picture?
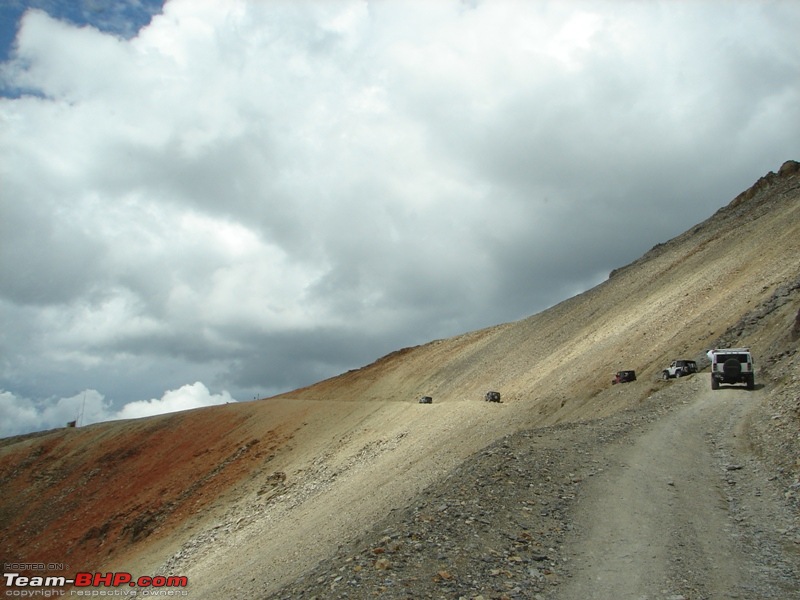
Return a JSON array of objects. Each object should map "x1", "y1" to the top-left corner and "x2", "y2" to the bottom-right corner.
[{"x1": 1, "y1": 0, "x2": 164, "y2": 96}]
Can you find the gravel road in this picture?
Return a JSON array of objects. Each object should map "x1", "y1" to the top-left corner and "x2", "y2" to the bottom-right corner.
[
  {"x1": 273, "y1": 374, "x2": 799, "y2": 599},
  {"x1": 556, "y1": 376, "x2": 797, "y2": 599}
]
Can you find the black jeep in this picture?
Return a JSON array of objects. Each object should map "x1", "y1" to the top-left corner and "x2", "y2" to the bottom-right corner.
[{"x1": 612, "y1": 370, "x2": 637, "y2": 384}]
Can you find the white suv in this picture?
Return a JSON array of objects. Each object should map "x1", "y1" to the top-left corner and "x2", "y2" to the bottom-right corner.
[{"x1": 708, "y1": 348, "x2": 755, "y2": 390}]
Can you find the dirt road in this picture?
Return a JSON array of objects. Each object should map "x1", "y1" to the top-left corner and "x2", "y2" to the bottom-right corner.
[
  {"x1": 267, "y1": 374, "x2": 798, "y2": 599},
  {"x1": 556, "y1": 376, "x2": 799, "y2": 599}
]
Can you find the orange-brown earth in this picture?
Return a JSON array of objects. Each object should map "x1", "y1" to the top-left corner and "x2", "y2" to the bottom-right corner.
[
  {"x1": 1, "y1": 161, "x2": 799, "y2": 597},
  {"x1": 1, "y1": 403, "x2": 296, "y2": 576}
]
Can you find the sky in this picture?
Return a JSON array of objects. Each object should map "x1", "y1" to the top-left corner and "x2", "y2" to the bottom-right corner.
[{"x1": 1, "y1": 0, "x2": 798, "y2": 438}]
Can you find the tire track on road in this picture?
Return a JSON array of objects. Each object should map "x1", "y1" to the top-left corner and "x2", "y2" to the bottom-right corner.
[{"x1": 556, "y1": 376, "x2": 788, "y2": 599}]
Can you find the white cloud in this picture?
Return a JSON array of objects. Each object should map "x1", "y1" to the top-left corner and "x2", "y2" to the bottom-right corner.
[
  {"x1": 1, "y1": 0, "x2": 798, "y2": 435},
  {"x1": 114, "y1": 382, "x2": 234, "y2": 420},
  {"x1": 0, "y1": 383, "x2": 235, "y2": 438}
]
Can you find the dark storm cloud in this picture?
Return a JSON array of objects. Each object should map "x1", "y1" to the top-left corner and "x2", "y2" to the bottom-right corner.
[{"x1": 1, "y1": 0, "x2": 798, "y2": 436}]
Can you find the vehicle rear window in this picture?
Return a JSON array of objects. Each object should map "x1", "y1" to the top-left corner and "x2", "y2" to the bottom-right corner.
[{"x1": 716, "y1": 354, "x2": 748, "y2": 362}]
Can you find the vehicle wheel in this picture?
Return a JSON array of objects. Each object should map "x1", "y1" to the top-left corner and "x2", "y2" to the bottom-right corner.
[
  {"x1": 661, "y1": 371, "x2": 670, "y2": 381},
  {"x1": 711, "y1": 377, "x2": 719, "y2": 390},
  {"x1": 723, "y1": 358, "x2": 741, "y2": 380},
  {"x1": 747, "y1": 374, "x2": 755, "y2": 390}
]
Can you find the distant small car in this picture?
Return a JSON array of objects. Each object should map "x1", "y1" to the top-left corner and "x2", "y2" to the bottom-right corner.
[
  {"x1": 661, "y1": 360, "x2": 698, "y2": 380},
  {"x1": 418, "y1": 396, "x2": 433, "y2": 404},
  {"x1": 612, "y1": 370, "x2": 637, "y2": 385},
  {"x1": 485, "y1": 391, "x2": 501, "y2": 403}
]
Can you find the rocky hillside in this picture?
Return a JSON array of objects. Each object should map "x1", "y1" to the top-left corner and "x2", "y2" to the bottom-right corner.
[
  {"x1": 1, "y1": 161, "x2": 798, "y2": 598},
  {"x1": 280, "y1": 159, "x2": 800, "y2": 422}
]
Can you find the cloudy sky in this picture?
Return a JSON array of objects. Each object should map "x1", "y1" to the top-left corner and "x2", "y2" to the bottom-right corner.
[{"x1": 1, "y1": 0, "x2": 798, "y2": 437}]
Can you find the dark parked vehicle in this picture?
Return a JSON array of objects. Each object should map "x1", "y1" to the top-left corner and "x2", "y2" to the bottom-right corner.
[
  {"x1": 418, "y1": 396, "x2": 433, "y2": 404},
  {"x1": 485, "y1": 391, "x2": 501, "y2": 403},
  {"x1": 612, "y1": 370, "x2": 637, "y2": 384}
]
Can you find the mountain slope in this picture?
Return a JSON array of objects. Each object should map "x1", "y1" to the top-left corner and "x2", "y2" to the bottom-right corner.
[
  {"x1": 279, "y1": 159, "x2": 800, "y2": 419},
  {"x1": 1, "y1": 161, "x2": 798, "y2": 597}
]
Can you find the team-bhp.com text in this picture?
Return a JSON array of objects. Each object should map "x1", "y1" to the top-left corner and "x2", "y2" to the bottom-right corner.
[{"x1": 3, "y1": 573, "x2": 188, "y2": 597}]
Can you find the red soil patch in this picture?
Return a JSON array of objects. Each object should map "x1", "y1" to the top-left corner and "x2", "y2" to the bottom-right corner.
[{"x1": 0, "y1": 402, "x2": 292, "y2": 583}]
